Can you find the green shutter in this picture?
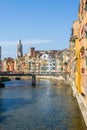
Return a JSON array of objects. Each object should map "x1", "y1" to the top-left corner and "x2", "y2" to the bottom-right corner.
[
  {"x1": 85, "y1": 3, "x2": 87, "y2": 11},
  {"x1": 86, "y1": 58, "x2": 87, "y2": 66}
]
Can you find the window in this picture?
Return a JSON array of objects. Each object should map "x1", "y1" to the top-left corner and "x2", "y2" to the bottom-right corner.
[
  {"x1": 86, "y1": 32, "x2": 87, "y2": 38},
  {"x1": 86, "y1": 58, "x2": 87, "y2": 66},
  {"x1": 81, "y1": 51, "x2": 85, "y2": 56},
  {"x1": 80, "y1": 46, "x2": 85, "y2": 57},
  {"x1": 85, "y1": 24, "x2": 87, "y2": 38},
  {"x1": 81, "y1": 68, "x2": 85, "y2": 74},
  {"x1": 85, "y1": 2, "x2": 87, "y2": 11}
]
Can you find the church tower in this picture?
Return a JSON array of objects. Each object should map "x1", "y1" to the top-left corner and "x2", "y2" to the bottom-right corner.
[{"x1": 17, "y1": 40, "x2": 23, "y2": 58}]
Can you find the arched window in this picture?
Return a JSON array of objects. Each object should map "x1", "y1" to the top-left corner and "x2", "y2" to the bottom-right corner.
[
  {"x1": 85, "y1": 0, "x2": 87, "y2": 11},
  {"x1": 80, "y1": 46, "x2": 85, "y2": 57},
  {"x1": 85, "y1": 23, "x2": 87, "y2": 38}
]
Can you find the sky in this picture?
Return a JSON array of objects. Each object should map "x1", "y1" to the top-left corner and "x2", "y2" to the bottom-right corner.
[{"x1": 0, "y1": 0, "x2": 79, "y2": 59}]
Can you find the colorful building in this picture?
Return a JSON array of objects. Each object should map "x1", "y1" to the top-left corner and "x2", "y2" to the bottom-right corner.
[
  {"x1": 2, "y1": 58, "x2": 14, "y2": 72},
  {"x1": 78, "y1": 0, "x2": 87, "y2": 98},
  {"x1": 70, "y1": 1, "x2": 87, "y2": 125},
  {"x1": 70, "y1": 21, "x2": 81, "y2": 91}
]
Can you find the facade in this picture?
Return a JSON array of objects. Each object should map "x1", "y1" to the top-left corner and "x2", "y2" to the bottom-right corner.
[
  {"x1": 78, "y1": 0, "x2": 87, "y2": 98},
  {"x1": 40, "y1": 53, "x2": 49, "y2": 74},
  {"x1": 56, "y1": 57, "x2": 62, "y2": 73},
  {"x1": 62, "y1": 49, "x2": 70, "y2": 73},
  {"x1": 17, "y1": 40, "x2": 23, "y2": 58},
  {"x1": 28, "y1": 48, "x2": 62, "y2": 74},
  {"x1": 2, "y1": 58, "x2": 14, "y2": 72},
  {"x1": 0, "y1": 40, "x2": 70, "y2": 76},
  {"x1": 70, "y1": 0, "x2": 87, "y2": 104},
  {"x1": 30, "y1": 47, "x2": 35, "y2": 57},
  {"x1": 61, "y1": 49, "x2": 70, "y2": 82},
  {"x1": 70, "y1": 21, "x2": 80, "y2": 91},
  {"x1": 69, "y1": 1, "x2": 87, "y2": 124},
  {"x1": 2, "y1": 59, "x2": 7, "y2": 72},
  {"x1": 0, "y1": 46, "x2": 1, "y2": 71},
  {"x1": 1, "y1": 46, "x2": 69, "y2": 76}
]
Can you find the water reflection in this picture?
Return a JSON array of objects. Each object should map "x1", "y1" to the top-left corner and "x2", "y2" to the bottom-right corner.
[{"x1": 0, "y1": 79, "x2": 86, "y2": 130}]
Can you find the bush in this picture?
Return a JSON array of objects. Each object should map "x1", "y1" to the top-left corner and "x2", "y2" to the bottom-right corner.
[{"x1": 0, "y1": 77, "x2": 10, "y2": 82}]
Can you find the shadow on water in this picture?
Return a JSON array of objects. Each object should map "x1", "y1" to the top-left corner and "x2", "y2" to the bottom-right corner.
[
  {"x1": 0, "y1": 115, "x2": 13, "y2": 123},
  {"x1": 0, "y1": 98, "x2": 31, "y2": 113},
  {"x1": 4, "y1": 80, "x2": 32, "y2": 87}
]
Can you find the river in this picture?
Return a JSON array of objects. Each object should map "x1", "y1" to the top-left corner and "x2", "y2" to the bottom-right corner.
[{"x1": 0, "y1": 79, "x2": 86, "y2": 130}]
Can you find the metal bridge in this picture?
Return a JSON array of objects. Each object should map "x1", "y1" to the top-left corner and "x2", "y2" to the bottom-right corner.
[
  {"x1": 0, "y1": 73, "x2": 36, "y2": 87},
  {"x1": 0, "y1": 73, "x2": 32, "y2": 77},
  {"x1": 0, "y1": 72, "x2": 64, "y2": 87},
  {"x1": 0, "y1": 72, "x2": 63, "y2": 77}
]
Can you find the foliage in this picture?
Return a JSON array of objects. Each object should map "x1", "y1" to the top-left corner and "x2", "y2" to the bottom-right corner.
[{"x1": 1, "y1": 77, "x2": 10, "y2": 82}]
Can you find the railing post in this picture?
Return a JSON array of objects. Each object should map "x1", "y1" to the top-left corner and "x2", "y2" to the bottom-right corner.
[{"x1": 32, "y1": 74, "x2": 36, "y2": 86}]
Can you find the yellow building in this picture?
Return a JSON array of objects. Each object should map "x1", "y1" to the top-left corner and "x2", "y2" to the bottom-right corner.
[
  {"x1": 70, "y1": 0, "x2": 87, "y2": 106},
  {"x1": 78, "y1": 0, "x2": 87, "y2": 99},
  {"x1": 70, "y1": 20, "x2": 81, "y2": 92},
  {"x1": 70, "y1": 0, "x2": 87, "y2": 97},
  {"x1": 69, "y1": 2, "x2": 87, "y2": 125}
]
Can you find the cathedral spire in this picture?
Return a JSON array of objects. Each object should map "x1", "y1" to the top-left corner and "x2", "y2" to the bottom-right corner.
[{"x1": 17, "y1": 40, "x2": 23, "y2": 58}]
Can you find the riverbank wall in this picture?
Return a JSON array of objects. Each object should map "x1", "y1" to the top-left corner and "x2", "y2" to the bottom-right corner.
[
  {"x1": 36, "y1": 75, "x2": 64, "y2": 81},
  {"x1": 69, "y1": 79, "x2": 87, "y2": 127}
]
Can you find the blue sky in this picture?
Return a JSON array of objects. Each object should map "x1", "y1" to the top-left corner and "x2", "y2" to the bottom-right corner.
[{"x1": 0, "y1": 0, "x2": 79, "y2": 59}]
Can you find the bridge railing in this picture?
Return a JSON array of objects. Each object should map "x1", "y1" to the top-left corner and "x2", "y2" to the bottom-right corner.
[
  {"x1": 0, "y1": 73, "x2": 32, "y2": 76},
  {"x1": 0, "y1": 72, "x2": 64, "y2": 77}
]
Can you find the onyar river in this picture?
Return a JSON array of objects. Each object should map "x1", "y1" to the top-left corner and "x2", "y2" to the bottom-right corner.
[{"x1": 0, "y1": 79, "x2": 86, "y2": 130}]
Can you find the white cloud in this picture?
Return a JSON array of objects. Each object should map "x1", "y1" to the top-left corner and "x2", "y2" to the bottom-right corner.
[
  {"x1": 0, "y1": 39, "x2": 53, "y2": 59},
  {"x1": 22, "y1": 39, "x2": 52, "y2": 45},
  {"x1": 0, "y1": 41, "x2": 16, "y2": 46},
  {"x1": 2, "y1": 49, "x2": 16, "y2": 59},
  {"x1": 0, "y1": 39, "x2": 52, "y2": 46}
]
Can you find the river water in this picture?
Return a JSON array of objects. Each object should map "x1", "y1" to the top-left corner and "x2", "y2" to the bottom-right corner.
[{"x1": 0, "y1": 79, "x2": 86, "y2": 130}]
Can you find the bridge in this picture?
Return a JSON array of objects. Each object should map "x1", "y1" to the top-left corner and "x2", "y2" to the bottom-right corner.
[
  {"x1": 0, "y1": 72, "x2": 64, "y2": 87},
  {"x1": 0, "y1": 73, "x2": 36, "y2": 87},
  {"x1": 0, "y1": 72, "x2": 64, "y2": 78}
]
